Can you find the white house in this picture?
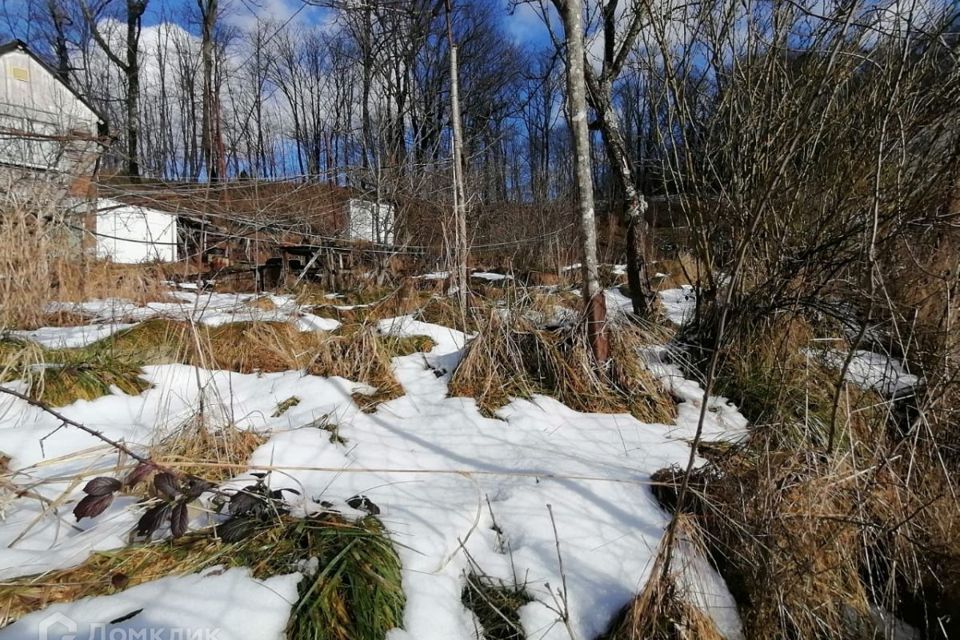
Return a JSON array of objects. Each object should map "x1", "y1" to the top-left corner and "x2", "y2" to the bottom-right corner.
[
  {"x1": 95, "y1": 198, "x2": 178, "y2": 263},
  {"x1": 0, "y1": 40, "x2": 104, "y2": 174}
]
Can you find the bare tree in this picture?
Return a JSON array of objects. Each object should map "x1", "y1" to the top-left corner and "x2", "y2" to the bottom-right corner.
[
  {"x1": 81, "y1": 0, "x2": 149, "y2": 180},
  {"x1": 445, "y1": 0, "x2": 469, "y2": 313},
  {"x1": 197, "y1": 0, "x2": 225, "y2": 181},
  {"x1": 557, "y1": 0, "x2": 608, "y2": 362}
]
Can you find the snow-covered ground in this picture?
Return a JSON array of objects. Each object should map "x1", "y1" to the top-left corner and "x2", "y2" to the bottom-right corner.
[
  {"x1": 811, "y1": 348, "x2": 919, "y2": 396},
  {"x1": 0, "y1": 287, "x2": 749, "y2": 639},
  {"x1": 658, "y1": 285, "x2": 696, "y2": 326},
  {"x1": 0, "y1": 568, "x2": 300, "y2": 640},
  {"x1": 21, "y1": 291, "x2": 340, "y2": 347}
]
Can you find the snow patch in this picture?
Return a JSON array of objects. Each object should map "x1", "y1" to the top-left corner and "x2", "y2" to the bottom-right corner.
[{"x1": 0, "y1": 568, "x2": 300, "y2": 640}]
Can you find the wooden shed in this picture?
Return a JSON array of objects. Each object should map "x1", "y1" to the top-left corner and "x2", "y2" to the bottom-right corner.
[{"x1": 0, "y1": 40, "x2": 105, "y2": 183}]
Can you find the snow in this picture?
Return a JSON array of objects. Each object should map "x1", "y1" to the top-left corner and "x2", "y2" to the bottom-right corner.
[
  {"x1": 0, "y1": 568, "x2": 300, "y2": 640},
  {"x1": 674, "y1": 533, "x2": 745, "y2": 640},
  {"x1": 659, "y1": 285, "x2": 696, "y2": 325},
  {"x1": 813, "y1": 349, "x2": 919, "y2": 396},
  {"x1": 0, "y1": 301, "x2": 747, "y2": 639},
  {"x1": 604, "y1": 286, "x2": 634, "y2": 313},
  {"x1": 416, "y1": 271, "x2": 450, "y2": 280},
  {"x1": 606, "y1": 284, "x2": 698, "y2": 326},
  {"x1": 10, "y1": 323, "x2": 136, "y2": 348},
  {"x1": 43, "y1": 292, "x2": 341, "y2": 332},
  {"x1": 470, "y1": 271, "x2": 513, "y2": 282}
]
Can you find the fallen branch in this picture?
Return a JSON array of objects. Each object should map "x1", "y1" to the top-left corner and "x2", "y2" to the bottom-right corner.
[{"x1": 0, "y1": 384, "x2": 150, "y2": 464}]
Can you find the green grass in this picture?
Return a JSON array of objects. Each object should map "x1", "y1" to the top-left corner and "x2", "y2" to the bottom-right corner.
[
  {"x1": 1, "y1": 336, "x2": 150, "y2": 406},
  {"x1": 0, "y1": 513, "x2": 404, "y2": 640}
]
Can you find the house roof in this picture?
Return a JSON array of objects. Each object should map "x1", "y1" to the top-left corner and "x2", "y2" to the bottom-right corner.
[{"x1": 0, "y1": 39, "x2": 107, "y2": 126}]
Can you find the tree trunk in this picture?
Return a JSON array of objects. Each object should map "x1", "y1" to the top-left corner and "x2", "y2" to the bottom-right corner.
[
  {"x1": 48, "y1": 1, "x2": 71, "y2": 84},
  {"x1": 199, "y1": 0, "x2": 220, "y2": 182},
  {"x1": 446, "y1": 0, "x2": 469, "y2": 315},
  {"x1": 125, "y1": 1, "x2": 143, "y2": 180},
  {"x1": 593, "y1": 87, "x2": 653, "y2": 316},
  {"x1": 559, "y1": 0, "x2": 608, "y2": 363},
  {"x1": 605, "y1": 113, "x2": 652, "y2": 316}
]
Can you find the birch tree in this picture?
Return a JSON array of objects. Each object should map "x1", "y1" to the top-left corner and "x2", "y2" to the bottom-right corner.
[
  {"x1": 547, "y1": 0, "x2": 654, "y2": 316},
  {"x1": 558, "y1": 0, "x2": 609, "y2": 362}
]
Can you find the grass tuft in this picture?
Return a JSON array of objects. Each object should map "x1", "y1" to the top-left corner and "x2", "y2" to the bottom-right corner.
[
  {"x1": 461, "y1": 572, "x2": 531, "y2": 640},
  {"x1": 450, "y1": 310, "x2": 675, "y2": 422},
  {"x1": 1, "y1": 336, "x2": 149, "y2": 407},
  {"x1": 148, "y1": 420, "x2": 267, "y2": 483},
  {"x1": 600, "y1": 517, "x2": 725, "y2": 640},
  {"x1": 0, "y1": 513, "x2": 404, "y2": 640}
]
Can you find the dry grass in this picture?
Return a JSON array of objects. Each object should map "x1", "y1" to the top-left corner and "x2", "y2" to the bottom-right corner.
[
  {"x1": 689, "y1": 448, "x2": 873, "y2": 638},
  {"x1": 650, "y1": 253, "x2": 702, "y2": 291},
  {"x1": 147, "y1": 419, "x2": 267, "y2": 483},
  {"x1": 50, "y1": 260, "x2": 175, "y2": 307},
  {"x1": 2, "y1": 316, "x2": 417, "y2": 409},
  {"x1": 601, "y1": 516, "x2": 725, "y2": 640},
  {"x1": 450, "y1": 310, "x2": 676, "y2": 422},
  {"x1": 307, "y1": 324, "x2": 404, "y2": 405},
  {"x1": 296, "y1": 280, "x2": 424, "y2": 324},
  {"x1": 673, "y1": 306, "x2": 960, "y2": 639},
  {"x1": 710, "y1": 314, "x2": 884, "y2": 449}
]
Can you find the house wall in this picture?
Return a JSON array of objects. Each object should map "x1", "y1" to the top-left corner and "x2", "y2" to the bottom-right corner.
[
  {"x1": 96, "y1": 199, "x2": 178, "y2": 263},
  {"x1": 346, "y1": 199, "x2": 394, "y2": 244},
  {"x1": 0, "y1": 48, "x2": 101, "y2": 172}
]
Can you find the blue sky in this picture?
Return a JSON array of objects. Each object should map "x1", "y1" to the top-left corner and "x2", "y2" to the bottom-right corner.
[
  {"x1": 141, "y1": 0, "x2": 551, "y2": 44},
  {"x1": 0, "y1": 0, "x2": 555, "y2": 60}
]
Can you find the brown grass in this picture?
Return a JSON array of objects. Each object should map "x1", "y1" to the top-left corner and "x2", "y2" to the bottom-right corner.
[
  {"x1": 601, "y1": 516, "x2": 725, "y2": 640},
  {"x1": 307, "y1": 325, "x2": 404, "y2": 406},
  {"x1": 450, "y1": 310, "x2": 676, "y2": 422},
  {"x1": 650, "y1": 253, "x2": 702, "y2": 291},
  {"x1": 674, "y1": 307, "x2": 960, "y2": 639},
  {"x1": 148, "y1": 419, "x2": 267, "y2": 482}
]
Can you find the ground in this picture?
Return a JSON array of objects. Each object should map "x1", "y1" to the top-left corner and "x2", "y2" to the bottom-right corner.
[{"x1": 0, "y1": 272, "x2": 914, "y2": 640}]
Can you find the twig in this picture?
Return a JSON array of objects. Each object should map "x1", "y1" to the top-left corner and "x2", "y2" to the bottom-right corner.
[{"x1": 0, "y1": 384, "x2": 150, "y2": 463}]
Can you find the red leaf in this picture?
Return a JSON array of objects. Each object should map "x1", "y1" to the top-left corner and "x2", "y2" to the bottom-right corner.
[
  {"x1": 153, "y1": 472, "x2": 180, "y2": 499},
  {"x1": 124, "y1": 462, "x2": 155, "y2": 488},
  {"x1": 74, "y1": 493, "x2": 114, "y2": 521},
  {"x1": 136, "y1": 503, "x2": 171, "y2": 538},
  {"x1": 82, "y1": 477, "x2": 122, "y2": 496},
  {"x1": 170, "y1": 502, "x2": 189, "y2": 538}
]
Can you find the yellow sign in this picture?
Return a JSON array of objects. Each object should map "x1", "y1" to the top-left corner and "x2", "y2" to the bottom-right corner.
[{"x1": 11, "y1": 67, "x2": 29, "y2": 82}]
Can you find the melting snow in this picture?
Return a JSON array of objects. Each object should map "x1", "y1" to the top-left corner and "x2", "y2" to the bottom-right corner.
[
  {"x1": 45, "y1": 292, "x2": 340, "y2": 331},
  {"x1": 814, "y1": 349, "x2": 919, "y2": 396},
  {"x1": 10, "y1": 324, "x2": 136, "y2": 348},
  {"x1": 470, "y1": 271, "x2": 513, "y2": 282},
  {"x1": 0, "y1": 568, "x2": 300, "y2": 640},
  {"x1": 0, "y1": 306, "x2": 747, "y2": 638},
  {"x1": 659, "y1": 285, "x2": 696, "y2": 325}
]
